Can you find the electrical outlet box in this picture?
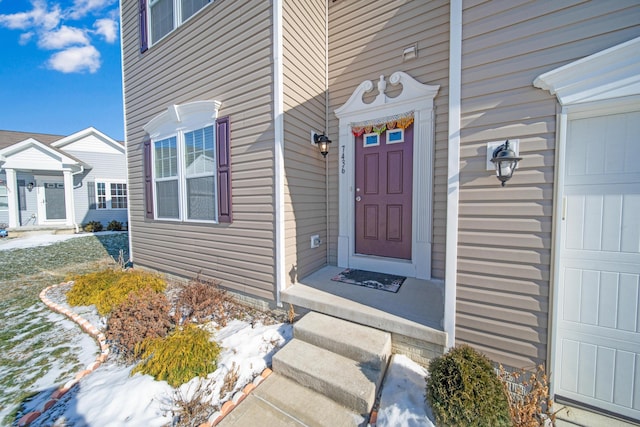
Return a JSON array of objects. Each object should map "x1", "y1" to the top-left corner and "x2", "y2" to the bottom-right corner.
[{"x1": 310, "y1": 235, "x2": 321, "y2": 248}]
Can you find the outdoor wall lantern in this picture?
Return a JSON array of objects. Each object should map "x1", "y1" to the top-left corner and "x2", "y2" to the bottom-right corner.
[
  {"x1": 313, "y1": 133, "x2": 332, "y2": 158},
  {"x1": 490, "y1": 140, "x2": 522, "y2": 186},
  {"x1": 27, "y1": 182, "x2": 34, "y2": 191}
]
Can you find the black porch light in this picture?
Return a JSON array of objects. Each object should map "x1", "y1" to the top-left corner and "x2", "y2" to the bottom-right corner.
[
  {"x1": 490, "y1": 140, "x2": 522, "y2": 186},
  {"x1": 313, "y1": 133, "x2": 332, "y2": 157}
]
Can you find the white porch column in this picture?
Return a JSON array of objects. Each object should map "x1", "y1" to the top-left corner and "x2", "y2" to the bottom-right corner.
[
  {"x1": 5, "y1": 168, "x2": 19, "y2": 228},
  {"x1": 63, "y1": 170, "x2": 75, "y2": 226}
]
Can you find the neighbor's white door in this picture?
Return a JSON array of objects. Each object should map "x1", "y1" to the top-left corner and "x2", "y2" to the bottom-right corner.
[{"x1": 556, "y1": 109, "x2": 640, "y2": 421}]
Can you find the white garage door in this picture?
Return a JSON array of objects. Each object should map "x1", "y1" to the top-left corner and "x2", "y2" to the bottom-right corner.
[{"x1": 556, "y1": 109, "x2": 640, "y2": 421}]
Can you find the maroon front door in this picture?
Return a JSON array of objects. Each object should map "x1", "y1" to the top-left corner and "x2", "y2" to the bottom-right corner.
[{"x1": 355, "y1": 124, "x2": 413, "y2": 259}]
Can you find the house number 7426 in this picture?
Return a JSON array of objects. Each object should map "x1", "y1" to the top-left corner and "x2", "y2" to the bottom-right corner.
[{"x1": 341, "y1": 145, "x2": 346, "y2": 174}]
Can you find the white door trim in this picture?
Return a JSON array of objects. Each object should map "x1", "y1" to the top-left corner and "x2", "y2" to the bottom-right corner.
[
  {"x1": 334, "y1": 71, "x2": 439, "y2": 279},
  {"x1": 35, "y1": 175, "x2": 66, "y2": 224}
]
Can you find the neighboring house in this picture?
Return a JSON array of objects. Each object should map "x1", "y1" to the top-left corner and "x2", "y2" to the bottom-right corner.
[
  {"x1": 0, "y1": 127, "x2": 128, "y2": 232},
  {"x1": 121, "y1": 0, "x2": 640, "y2": 423}
]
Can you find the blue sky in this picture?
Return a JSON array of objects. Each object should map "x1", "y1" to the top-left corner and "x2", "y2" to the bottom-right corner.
[{"x1": 0, "y1": 0, "x2": 124, "y2": 140}]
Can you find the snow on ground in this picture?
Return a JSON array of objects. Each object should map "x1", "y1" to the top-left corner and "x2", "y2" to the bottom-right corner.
[
  {"x1": 31, "y1": 324, "x2": 436, "y2": 426},
  {"x1": 0, "y1": 231, "x2": 121, "y2": 251},
  {"x1": 32, "y1": 320, "x2": 293, "y2": 426},
  {"x1": 4, "y1": 232, "x2": 437, "y2": 426},
  {"x1": 377, "y1": 355, "x2": 436, "y2": 427}
]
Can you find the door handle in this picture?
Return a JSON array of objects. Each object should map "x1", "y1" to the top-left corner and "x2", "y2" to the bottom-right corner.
[{"x1": 355, "y1": 196, "x2": 362, "y2": 202}]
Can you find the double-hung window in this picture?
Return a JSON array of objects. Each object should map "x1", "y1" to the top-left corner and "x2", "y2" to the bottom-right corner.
[
  {"x1": 153, "y1": 127, "x2": 215, "y2": 221},
  {"x1": 145, "y1": 0, "x2": 211, "y2": 47},
  {"x1": 143, "y1": 100, "x2": 231, "y2": 223},
  {"x1": 89, "y1": 181, "x2": 128, "y2": 210}
]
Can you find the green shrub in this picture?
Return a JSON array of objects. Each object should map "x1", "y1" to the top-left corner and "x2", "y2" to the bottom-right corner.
[
  {"x1": 107, "y1": 220, "x2": 123, "y2": 231},
  {"x1": 132, "y1": 324, "x2": 221, "y2": 387},
  {"x1": 107, "y1": 288, "x2": 173, "y2": 359},
  {"x1": 426, "y1": 344, "x2": 512, "y2": 427},
  {"x1": 67, "y1": 269, "x2": 166, "y2": 315},
  {"x1": 83, "y1": 221, "x2": 103, "y2": 232}
]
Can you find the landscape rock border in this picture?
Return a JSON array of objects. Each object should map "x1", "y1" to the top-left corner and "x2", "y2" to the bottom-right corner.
[
  {"x1": 17, "y1": 281, "x2": 110, "y2": 427},
  {"x1": 18, "y1": 281, "x2": 278, "y2": 427}
]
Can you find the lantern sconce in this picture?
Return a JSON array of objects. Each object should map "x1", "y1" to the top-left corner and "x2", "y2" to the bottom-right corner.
[
  {"x1": 27, "y1": 182, "x2": 34, "y2": 191},
  {"x1": 312, "y1": 132, "x2": 332, "y2": 158},
  {"x1": 487, "y1": 139, "x2": 522, "y2": 187}
]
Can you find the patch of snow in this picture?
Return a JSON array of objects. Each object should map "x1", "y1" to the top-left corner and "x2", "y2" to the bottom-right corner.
[
  {"x1": 0, "y1": 231, "x2": 121, "y2": 251},
  {"x1": 377, "y1": 354, "x2": 436, "y2": 427},
  {"x1": 34, "y1": 321, "x2": 293, "y2": 426}
]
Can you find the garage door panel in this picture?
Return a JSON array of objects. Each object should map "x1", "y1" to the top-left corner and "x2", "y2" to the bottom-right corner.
[
  {"x1": 618, "y1": 273, "x2": 639, "y2": 332},
  {"x1": 558, "y1": 100, "x2": 640, "y2": 421},
  {"x1": 622, "y1": 194, "x2": 640, "y2": 253},
  {"x1": 561, "y1": 266, "x2": 639, "y2": 332},
  {"x1": 565, "y1": 192, "x2": 640, "y2": 253},
  {"x1": 558, "y1": 337, "x2": 640, "y2": 413}
]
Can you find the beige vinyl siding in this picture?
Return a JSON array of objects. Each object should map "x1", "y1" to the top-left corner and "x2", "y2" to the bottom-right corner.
[
  {"x1": 327, "y1": 0, "x2": 450, "y2": 279},
  {"x1": 282, "y1": 0, "x2": 328, "y2": 284},
  {"x1": 457, "y1": 0, "x2": 640, "y2": 367},
  {"x1": 121, "y1": 0, "x2": 277, "y2": 300}
]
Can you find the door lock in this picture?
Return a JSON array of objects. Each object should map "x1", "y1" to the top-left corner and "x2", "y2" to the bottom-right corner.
[{"x1": 355, "y1": 196, "x2": 362, "y2": 202}]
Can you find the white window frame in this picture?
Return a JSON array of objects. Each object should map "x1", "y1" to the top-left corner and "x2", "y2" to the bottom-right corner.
[
  {"x1": 0, "y1": 184, "x2": 8, "y2": 211},
  {"x1": 148, "y1": 0, "x2": 212, "y2": 46},
  {"x1": 144, "y1": 100, "x2": 222, "y2": 223},
  {"x1": 95, "y1": 180, "x2": 128, "y2": 210}
]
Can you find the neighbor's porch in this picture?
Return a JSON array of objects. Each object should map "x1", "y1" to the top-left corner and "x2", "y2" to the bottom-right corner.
[{"x1": 281, "y1": 265, "x2": 447, "y2": 365}]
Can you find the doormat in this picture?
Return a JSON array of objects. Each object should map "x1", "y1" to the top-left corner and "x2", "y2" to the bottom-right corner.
[{"x1": 331, "y1": 269, "x2": 405, "y2": 293}]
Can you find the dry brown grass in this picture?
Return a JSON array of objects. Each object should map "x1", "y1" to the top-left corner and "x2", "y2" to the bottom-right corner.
[
  {"x1": 499, "y1": 364, "x2": 557, "y2": 427},
  {"x1": 173, "y1": 275, "x2": 239, "y2": 326}
]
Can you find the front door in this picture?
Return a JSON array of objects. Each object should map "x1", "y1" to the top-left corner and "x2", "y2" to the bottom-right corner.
[
  {"x1": 43, "y1": 182, "x2": 66, "y2": 221},
  {"x1": 355, "y1": 124, "x2": 413, "y2": 259}
]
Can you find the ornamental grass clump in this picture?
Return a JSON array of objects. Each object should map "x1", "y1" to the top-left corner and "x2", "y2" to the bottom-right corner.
[
  {"x1": 426, "y1": 344, "x2": 512, "y2": 427},
  {"x1": 132, "y1": 324, "x2": 221, "y2": 387},
  {"x1": 67, "y1": 269, "x2": 166, "y2": 315}
]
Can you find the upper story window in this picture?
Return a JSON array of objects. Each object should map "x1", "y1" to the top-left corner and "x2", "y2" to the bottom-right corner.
[
  {"x1": 143, "y1": 100, "x2": 232, "y2": 223},
  {"x1": 146, "y1": 0, "x2": 212, "y2": 47}
]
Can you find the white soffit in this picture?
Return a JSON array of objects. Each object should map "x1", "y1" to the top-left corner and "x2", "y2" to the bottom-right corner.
[{"x1": 533, "y1": 37, "x2": 640, "y2": 105}]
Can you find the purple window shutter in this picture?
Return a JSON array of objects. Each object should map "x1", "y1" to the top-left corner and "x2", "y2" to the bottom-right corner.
[
  {"x1": 139, "y1": 0, "x2": 148, "y2": 53},
  {"x1": 216, "y1": 116, "x2": 232, "y2": 223},
  {"x1": 143, "y1": 138, "x2": 154, "y2": 219}
]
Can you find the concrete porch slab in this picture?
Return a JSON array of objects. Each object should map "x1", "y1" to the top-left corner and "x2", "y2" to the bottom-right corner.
[{"x1": 282, "y1": 266, "x2": 447, "y2": 348}]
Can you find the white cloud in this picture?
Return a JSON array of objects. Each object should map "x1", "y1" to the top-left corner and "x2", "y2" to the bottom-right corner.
[
  {"x1": 38, "y1": 25, "x2": 90, "y2": 49},
  {"x1": 93, "y1": 18, "x2": 117, "y2": 43},
  {"x1": 0, "y1": 0, "x2": 61, "y2": 30},
  {"x1": 0, "y1": 0, "x2": 118, "y2": 73},
  {"x1": 19, "y1": 31, "x2": 35, "y2": 45},
  {"x1": 47, "y1": 45, "x2": 101, "y2": 73},
  {"x1": 69, "y1": 0, "x2": 117, "y2": 19}
]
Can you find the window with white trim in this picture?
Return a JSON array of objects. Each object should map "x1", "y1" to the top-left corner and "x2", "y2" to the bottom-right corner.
[
  {"x1": 143, "y1": 100, "x2": 231, "y2": 223},
  {"x1": 152, "y1": 125, "x2": 216, "y2": 221},
  {"x1": 90, "y1": 181, "x2": 128, "y2": 210},
  {"x1": 148, "y1": 0, "x2": 211, "y2": 45}
]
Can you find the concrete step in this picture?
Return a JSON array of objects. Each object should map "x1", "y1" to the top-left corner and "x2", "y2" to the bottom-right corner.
[
  {"x1": 294, "y1": 311, "x2": 391, "y2": 372},
  {"x1": 217, "y1": 373, "x2": 366, "y2": 427},
  {"x1": 271, "y1": 338, "x2": 382, "y2": 416}
]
